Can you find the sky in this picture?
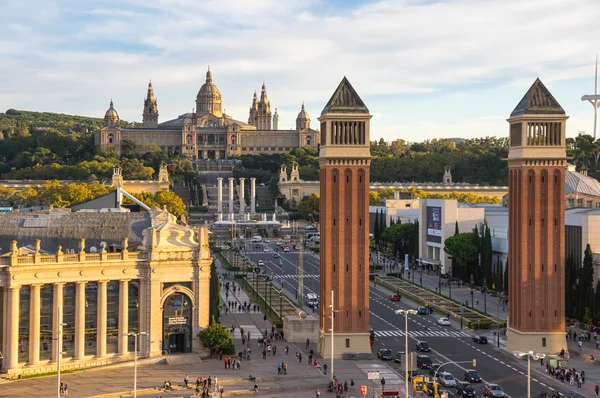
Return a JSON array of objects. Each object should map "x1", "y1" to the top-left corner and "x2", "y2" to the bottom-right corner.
[{"x1": 0, "y1": 0, "x2": 599, "y2": 141}]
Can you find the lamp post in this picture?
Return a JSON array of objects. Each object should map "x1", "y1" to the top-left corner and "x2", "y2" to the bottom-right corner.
[
  {"x1": 129, "y1": 332, "x2": 149, "y2": 398},
  {"x1": 55, "y1": 306, "x2": 64, "y2": 398},
  {"x1": 395, "y1": 309, "x2": 418, "y2": 398},
  {"x1": 279, "y1": 289, "x2": 283, "y2": 318},
  {"x1": 483, "y1": 287, "x2": 487, "y2": 314},
  {"x1": 329, "y1": 290, "x2": 339, "y2": 381},
  {"x1": 470, "y1": 289, "x2": 474, "y2": 308},
  {"x1": 513, "y1": 351, "x2": 545, "y2": 398}
]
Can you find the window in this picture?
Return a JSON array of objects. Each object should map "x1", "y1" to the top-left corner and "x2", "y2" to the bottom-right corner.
[
  {"x1": 346, "y1": 339, "x2": 350, "y2": 348},
  {"x1": 542, "y1": 338, "x2": 546, "y2": 347},
  {"x1": 346, "y1": 264, "x2": 349, "y2": 272},
  {"x1": 587, "y1": 200, "x2": 593, "y2": 208},
  {"x1": 577, "y1": 198, "x2": 584, "y2": 207},
  {"x1": 307, "y1": 136, "x2": 312, "y2": 146},
  {"x1": 107, "y1": 133, "x2": 114, "y2": 144},
  {"x1": 333, "y1": 264, "x2": 336, "y2": 272},
  {"x1": 359, "y1": 310, "x2": 362, "y2": 318},
  {"x1": 568, "y1": 199, "x2": 575, "y2": 208}
]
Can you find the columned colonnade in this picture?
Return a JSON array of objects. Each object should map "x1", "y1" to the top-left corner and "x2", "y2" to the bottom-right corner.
[{"x1": 216, "y1": 177, "x2": 257, "y2": 214}]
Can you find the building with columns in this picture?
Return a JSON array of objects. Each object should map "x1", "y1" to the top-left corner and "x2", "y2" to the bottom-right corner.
[
  {"x1": 506, "y1": 78, "x2": 568, "y2": 355},
  {"x1": 0, "y1": 207, "x2": 212, "y2": 378},
  {"x1": 95, "y1": 68, "x2": 320, "y2": 159},
  {"x1": 215, "y1": 177, "x2": 258, "y2": 214},
  {"x1": 318, "y1": 77, "x2": 372, "y2": 358}
]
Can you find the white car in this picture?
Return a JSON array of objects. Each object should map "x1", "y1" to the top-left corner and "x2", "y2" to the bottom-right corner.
[
  {"x1": 263, "y1": 247, "x2": 270, "y2": 252},
  {"x1": 437, "y1": 317, "x2": 451, "y2": 326},
  {"x1": 257, "y1": 260, "x2": 264, "y2": 266},
  {"x1": 438, "y1": 372, "x2": 457, "y2": 388}
]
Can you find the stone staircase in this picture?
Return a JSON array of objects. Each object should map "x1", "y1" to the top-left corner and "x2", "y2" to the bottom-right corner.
[
  {"x1": 172, "y1": 183, "x2": 191, "y2": 205},
  {"x1": 205, "y1": 182, "x2": 236, "y2": 213},
  {"x1": 255, "y1": 185, "x2": 273, "y2": 210}
]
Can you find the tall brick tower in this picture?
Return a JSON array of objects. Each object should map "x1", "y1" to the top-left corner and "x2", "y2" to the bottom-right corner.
[
  {"x1": 506, "y1": 78, "x2": 568, "y2": 355},
  {"x1": 318, "y1": 77, "x2": 372, "y2": 358}
]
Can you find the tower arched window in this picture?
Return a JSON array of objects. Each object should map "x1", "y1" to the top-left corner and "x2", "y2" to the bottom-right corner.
[
  {"x1": 306, "y1": 136, "x2": 311, "y2": 146},
  {"x1": 107, "y1": 133, "x2": 114, "y2": 144}
]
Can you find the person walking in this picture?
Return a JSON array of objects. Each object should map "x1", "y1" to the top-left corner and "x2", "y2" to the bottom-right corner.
[
  {"x1": 184, "y1": 374, "x2": 189, "y2": 387},
  {"x1": 323, "y1": 363, "x2": 328, "y2": 374},
  {"x1": 595, "y1": 384, "x2": 599, "y2": 396},
  {"x1": 381, "y1": 377, "x2": 386, "y2": 391},
  {"x1": 315, "y1": 388, "x2": 321, "y2": 398}
]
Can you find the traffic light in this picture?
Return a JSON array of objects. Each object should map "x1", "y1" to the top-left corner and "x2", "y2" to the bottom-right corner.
[
  {"x1": 472, "y1": 359, "x2": 477, "y2": 367},
  {"x1": 360, "y1": 385, "x2": 367, "y2": 396}
]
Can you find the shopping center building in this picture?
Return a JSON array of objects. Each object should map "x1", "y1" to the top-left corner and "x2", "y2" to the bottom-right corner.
[{"x1": 0, "y1": 206, "x2": 212, "y2": 378}]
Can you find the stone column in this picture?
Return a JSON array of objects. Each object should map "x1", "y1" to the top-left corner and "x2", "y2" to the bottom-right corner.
[
  {"x1": 29, "y1": 284, "x2": 41, "y2": 365},
  {"x1": 96, "y1": 280, "x2": 108, "y2": 358},
  {"x1": 239, "y1": 178, "x2": 246, "y2": 214},
  {"x1": 228, "y1": 177, "x2": 234, "y2": 214},
  {"x1": 217, "y1": 177, "x2": 223, "y2": 213},
  {"x1": 6, "y1": 287, "x2": 20, "y2": 370},
  {"x1": 250, "y1": 178, "x2": 256, "y2": 214},
  {"x1": 118, "y1": 280, "x2": 129, "y2": 355},
  {"x1": 52, "y1": 283, "x2": 64, "y2": 363},
  {"x1": 74, "y1": 281, "x2": 86, "y2": 360}
]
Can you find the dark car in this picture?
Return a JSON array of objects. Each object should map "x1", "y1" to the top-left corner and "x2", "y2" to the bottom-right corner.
[
  {"x1": 408, "y1": 370, "x2": 422, "y2": 381},
  {"x1": 472, "y1": 335, "x2": 488, "y2": 344},
  {"x1": 456, "y1": 381, "x2": 476, "y2": 397},
  {"x1": 394, "y1": 351, "x2": 402, "y2": 363},
  {"x1": 417, "y1": 355, "x2": 432, "y2": 369},
  {"x1": 416, "y1": 341, "x2": 430, "y2": 352},
  {"x1": 464, "y1": 370, "x2": 482, "y2": 383},
  {"x1": 429, "y1": 363, "x2": 445, "y2": 376},
  {"x1": 417, "y1": 306, "x2": 428, "y2": 315},
  {"x1": 377, "y1": 348, "x2": 393, "y2": 360}
]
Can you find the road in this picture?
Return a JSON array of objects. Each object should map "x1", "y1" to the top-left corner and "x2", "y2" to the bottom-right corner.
[{"x1": 241, "y1": 240, "x2": 577, "y2": 398}]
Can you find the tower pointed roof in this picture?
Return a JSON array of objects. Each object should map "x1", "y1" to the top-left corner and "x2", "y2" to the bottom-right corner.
[
  {"x1": 510, "y1": 78, "x2": 565, "y2": 117},
  {"x1": 321, "y1": 76, "x2": 369, "y2": 115}
]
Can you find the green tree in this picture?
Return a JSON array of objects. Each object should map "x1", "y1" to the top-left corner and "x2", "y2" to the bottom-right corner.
[
  {"x1": 297, "y1": 193, "x2": 320, "y2": 219},
  {"x1": 455, "y1": 221, "x2": 459, "y2": 235},
  {"x1": 198, "y1": 317, "x2": 232, "y2": 355},
  {"x1": 443, "y1": 233, "x2": 479, "y2": 283},
  {"x1": 580, "y1": 244, "x2": 595, "y2": 321},
  {"x1": 209, "y1": 260, "x2": 220, "y2": 323},
  {"x1": 374, "y1": 210, "x2": 380, "y2": 245}
]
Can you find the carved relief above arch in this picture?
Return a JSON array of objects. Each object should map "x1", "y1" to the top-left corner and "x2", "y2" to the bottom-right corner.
[{"x1": 160, "y1": 285, "x2": 196, "y2": 310}]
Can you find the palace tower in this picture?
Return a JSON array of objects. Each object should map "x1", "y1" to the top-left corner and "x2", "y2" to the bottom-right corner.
[
  {"x1": 318, "y1": 77, "x2": 372, "y2": 358},
  {"x1": 143, "y1": 80, "x2": 159, "y2": 128},
  {"x1": 506, "y1": 78, "x2": 568, "y2": 355}
]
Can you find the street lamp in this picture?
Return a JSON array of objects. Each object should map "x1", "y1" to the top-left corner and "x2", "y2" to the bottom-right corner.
[
  {"x1": 395, "y1": 309, "x2": 418, "y2": 398},
  {"x1": 470, "y1": 289, "x2": 474, "y2": 308},
  {"x1": 483, "y1": 287, "x2": 487, "y2": 314},
  {"x1": 55, "y1": 306, "x2": 65, "y2": 398},
  {"x1": 129, "y1": 331, "x2": 149, "y2": 398},
  {"x1": 329, "y1": 290, "x2": 339, "y2": 381},
  {"x1": 513, "y1": 351, "x2": 545, "y2": 398}
]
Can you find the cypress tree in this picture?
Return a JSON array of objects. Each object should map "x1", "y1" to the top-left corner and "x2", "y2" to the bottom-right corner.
[
  {"x1": 379, "y1": 210, "x2": 386, "y2": 236},
  {"x1": 455, "y1": 220, "x2": 459, "y2": 235},
  {"x1": 581, "y1": 244, "x2": 595, "y2": 320}
]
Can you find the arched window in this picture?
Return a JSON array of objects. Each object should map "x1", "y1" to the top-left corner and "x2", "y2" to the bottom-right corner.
[
  {"x1": 108, "y1": 133, "x2": 114, "y2": 144},
  {"x1": 186, "y1": 135, "x2": 192, "y2": 145},
  {"x1": 306, "y1": 136, "x2": 311, "y2": 146}
]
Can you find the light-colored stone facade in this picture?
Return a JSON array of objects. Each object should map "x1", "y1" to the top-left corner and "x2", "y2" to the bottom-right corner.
[
  {"x1": 95, "y1": 68, "x2": 320, "y2": 159},
  {"x1": 0, "y1": 209, "x2": 212, "y2": 378}
]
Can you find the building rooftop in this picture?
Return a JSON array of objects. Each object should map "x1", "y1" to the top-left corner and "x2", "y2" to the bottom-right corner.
[
  {"x1": 565, "y1": 168, "x2": 600, "y2": 197},
  {"x1": 510, "y1": 78, "x2": 565, "y2": 117}
]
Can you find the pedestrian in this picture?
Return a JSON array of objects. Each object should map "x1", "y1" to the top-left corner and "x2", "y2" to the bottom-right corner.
[
  {"x1": 283, "y1": 361, "x2": 287, "y2": 375},
  {"x1": 381, "y1": 377, "x2": 386, "y2": 391},
  {"x1": 263, "y1": 349, "x2": 267, "y2": 359},
  {"x1": 278, "y1": 362, "x2": 282, "y2": 374},
  {"x1": 595, "y1": 384, "x2": 599, "y2": 397},
  {"x1": 579, "y1": 340, "x2": 583, "y2": 351},
  {"x1": 184, "y1": 374, "x2": 189, "y2": 387},
  {"x1": 219, "y1": 350, "x2": 223, "y2": 360},
  {"x1": 315, "y1": 388, "x2": 321, "y2": 398},
  {"x1": 273, "y1": 345, "x2": 277, "y2": 355},
  {"x1": 219, "y1": 386, "x2": 224, "y2": 398},
  {"x1": 254, "y1": 383, "x2": 259, "y2": 393},
  {"x1": 306, "y1": 338, "x2": 310, "y2": 349},
  {"x1": 350, "y1": 379, "x2": 355, "y2": 390},
  {"x1": 323, "y1": 363, "x2": 328, "y2": 374},
  {"x1": 208, "y1": 376, "x2": 212, "y2": 389},
  {"x1": 285, "y1": 345, "x2": 289, "y2": 355},
  {"x1": 64, "y1": 383, "x2": 68, "y2": 396}
]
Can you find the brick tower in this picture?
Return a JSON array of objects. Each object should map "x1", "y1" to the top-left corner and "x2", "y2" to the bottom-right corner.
[
  {"x1": 318, "y1": 77, "x2": 372, "y2": 358},
  {"x1": 506, "y1": 78, "x2": 568, "y2": 355}
]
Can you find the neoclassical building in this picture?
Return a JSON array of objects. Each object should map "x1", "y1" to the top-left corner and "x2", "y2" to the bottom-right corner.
[
  {"x1": 95, "y1": 68, "x2": 320, "y2": 159},
  {"x1": 0, "y1": 208, "x2": 212, "y2": 378}
]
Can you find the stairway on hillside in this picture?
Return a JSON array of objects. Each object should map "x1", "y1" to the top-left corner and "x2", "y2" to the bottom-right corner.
[
  {"x1": 255, "y1": 185, "x2": 274, "y2": 209},
  {"x1": 205, "y1": 183, "x2": 236, "y2": 213},
  {"x1": 172, "y1": 183, "x2": 191, "y2": 206}
]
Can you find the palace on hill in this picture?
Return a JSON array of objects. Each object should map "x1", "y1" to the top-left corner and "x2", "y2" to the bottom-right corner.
[{"x1": 95, "y1": 68, "x2": 320, "y2": 159}]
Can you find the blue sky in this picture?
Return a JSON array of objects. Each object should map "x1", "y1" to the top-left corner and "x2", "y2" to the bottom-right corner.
[{"x1": 0, "y1": 0, "x2": 599, "y2": 141}]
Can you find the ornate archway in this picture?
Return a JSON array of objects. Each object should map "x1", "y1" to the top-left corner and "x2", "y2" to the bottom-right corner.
[{"x1": 161, "y1": 286, "x2": 195, "y2": 354}]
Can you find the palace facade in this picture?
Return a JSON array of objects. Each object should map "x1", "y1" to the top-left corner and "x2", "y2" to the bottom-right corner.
[
  {"x1": 0, "y1": 207, "x2": 212, "y2": 378},
  {"x1": 95, "y1": 68, "x2": 320, "y2": 159}
]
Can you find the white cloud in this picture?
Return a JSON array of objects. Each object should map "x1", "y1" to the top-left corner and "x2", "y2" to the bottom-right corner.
[{"x1": 0, "y1": 0, "x2": 599, "y2": 140}]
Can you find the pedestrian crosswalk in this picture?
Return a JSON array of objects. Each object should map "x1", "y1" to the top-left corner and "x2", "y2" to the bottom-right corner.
[
  {"x1": 245, "y1": 251, "x2": 302, "y2": 255},
  {"x1": 374, "y1": 329, "x2": 471, "y2": 338},
  {"x1": 273, "y1": 274, "x2": 318, "y2": 279}
]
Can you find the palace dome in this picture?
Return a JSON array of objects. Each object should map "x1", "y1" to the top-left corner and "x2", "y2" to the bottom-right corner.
[
  {"x1": 104, "y1": 100, "x2": 120, "y2": 127},
  {"x1": 196, "y1": 68, "x2": 223, "y2": 117}
]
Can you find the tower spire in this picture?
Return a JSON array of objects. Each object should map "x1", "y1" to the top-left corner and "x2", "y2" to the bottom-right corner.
[{"x1": 582, "y1": 54, "x2": 600, "y2": 139}]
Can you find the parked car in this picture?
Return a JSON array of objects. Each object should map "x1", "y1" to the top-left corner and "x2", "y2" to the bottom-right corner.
[
  {"x1": 437, "y1": 317, "x2": 451, "y2": 326},
  {"x1": 456, "y1": 381, "x2": 476, "y2": 397},
  {"x1": 390, "y1": 294, "x2": 401, "y2": 301},
  {"x1": 438, "y1": 372, "x2": 457, "y2": 388},
  {"x1": 472, "y1": 335, "x2": 488, "y2": 344},
  {"x1": 416, "y1": 341, "x2": 430, "y2": 352},
  {"x1": 417, "y1": 355, "x2": 433, "y2": 369},
  {"x1": 377, "y1": 348, "x2": 393, "y2": 360},
  {"x1": 463, "y1": 370, "x2": 482, "y2": 383},
  {"x1": 484, "y1": 383, "x2": 505, "y2": 397}
]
